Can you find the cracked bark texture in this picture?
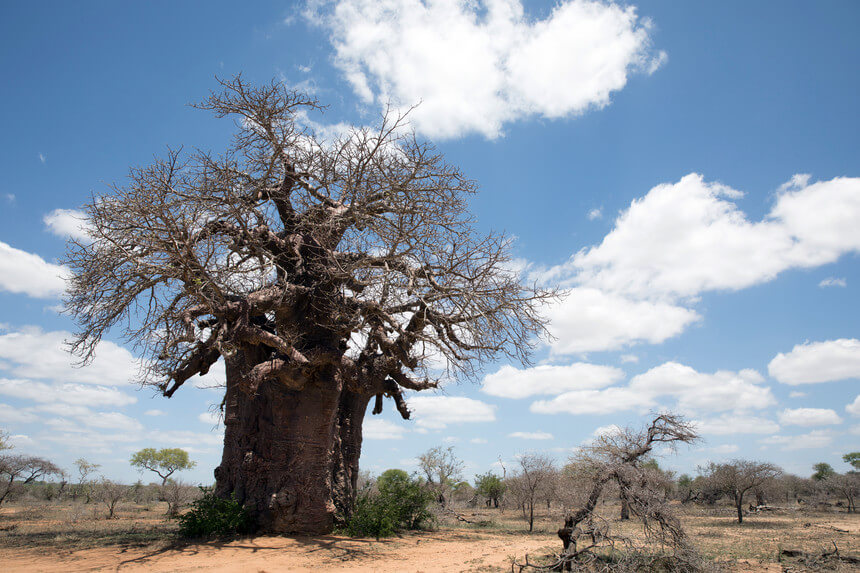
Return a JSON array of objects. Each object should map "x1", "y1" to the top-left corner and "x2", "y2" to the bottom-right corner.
[{"x1": 64, "y1": 77, "x2": 553, "y2": 533}]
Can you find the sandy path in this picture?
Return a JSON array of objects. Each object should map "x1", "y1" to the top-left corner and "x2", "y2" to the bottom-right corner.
[{"x1": 0, "y1": 530, "x2": 560, "y2": 572}]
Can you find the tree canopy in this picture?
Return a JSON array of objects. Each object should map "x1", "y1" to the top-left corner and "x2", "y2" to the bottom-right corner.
[{"x1": 130, "y1": 448, "x2": 195, "y2": 486}]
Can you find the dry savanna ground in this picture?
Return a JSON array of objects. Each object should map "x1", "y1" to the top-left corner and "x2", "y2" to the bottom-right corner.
[{"x1": 0, "y1": 500, "x2": 858, "y2": 572}]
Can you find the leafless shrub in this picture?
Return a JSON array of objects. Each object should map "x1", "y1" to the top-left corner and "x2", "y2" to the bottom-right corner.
[
  {"x1": 162, "y1": 479, "x2": 199, "y2": 517},
  {"x1": 94, "y1": 478, "x2": 130, "y2": 519},
  {"x1": 515, "y1": 413, "x2": 701, "y2": 572}
]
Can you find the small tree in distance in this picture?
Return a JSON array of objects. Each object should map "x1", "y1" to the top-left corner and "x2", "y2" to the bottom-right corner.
[
  {"x1": 74, "y1": 458, "x2": 100, "y2": 502},
  {"x1": 702, "y1": 459, "x2": 781, "y2": 524},
  {"x1": 418, "y1": 446, "x2": 463, "y2": 507},
  {"x1": 130, "y1": 448, "x2": 196, "y2": 486},
  {"x1": 843, "y1": 452, "x2": 860, "y2": 472},
  {"x1": 812, "y1": 462, "x2": 836, "y2": 481},
  {"x1": 475, "y1": 472, "x2": 506, "y2": 508}
]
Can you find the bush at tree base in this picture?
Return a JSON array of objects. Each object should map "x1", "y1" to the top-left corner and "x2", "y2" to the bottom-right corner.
[
  {"x1": 345, "y1": 471, "x2": 435, "y2": 538},
  {"x1": 175, "y1": 487, "x2": 252, "y2": 538}
]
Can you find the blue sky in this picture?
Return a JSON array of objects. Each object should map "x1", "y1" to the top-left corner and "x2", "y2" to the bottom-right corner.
[{"x1": 1, "y1": 0, "x2": 858, "y2": 485}]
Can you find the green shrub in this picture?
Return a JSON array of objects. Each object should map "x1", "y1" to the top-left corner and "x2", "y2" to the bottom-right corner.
[
  {"x1": 345, "y1": 470, "x2": 435, "y2": 538},
  {"x1": 175, "y1": 487, "x2": 252, "y2": 538}
]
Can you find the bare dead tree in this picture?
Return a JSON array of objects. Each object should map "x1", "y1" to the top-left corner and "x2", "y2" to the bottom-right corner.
[
  {"x1": 94, "y1": 478, "x2": 130, "y2": 519},
  {"x1": 700, "y1": 459, "x2": 781, "y2": 524},
  {"x1": 64, "y1": 76, "x2": 554, "y2": 534},
  {"x1": 825, "y1": 473, "x2": 859, "y2": 513},
  {"x1": 515, "y1": 413, "x2": 700, "y2": 572},
  {"x1": 514, "y1": 453, "x2": 556, "y2": 532}
]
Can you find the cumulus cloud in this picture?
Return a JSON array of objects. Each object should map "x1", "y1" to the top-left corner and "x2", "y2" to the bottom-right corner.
[
  {"x1": 199, "y1": 411, "x2": 222, "y2": 426},
  {"x1": 481, "y1": 362, "x2": 623, "y2": 399},
  {"x1": 778, "y1": 408, "x2": 842, "y2": 427},
  {"x1": 408, "y1": 395, "x2": 496, "y2": 429},
  {"x1": 0, "y1": 378, "x2": 136, "y2": 407},
  {"x1": 846, "y1": 395, "x2": 860, "y2": 416},
  {"x1": 628, "y1": 362, "x2": 775, "y2": 413},
  {"x1": 587, "y1": 208, "x2": 603, "y2": 221},
  {"x1": 530, "y1": 362, "x2": 774, "y2": 416},
  {"x1": 692, "y1": 414, "x2": 780, "y2": 436},
  {"x1": 0, "y1": 402, "x2": 39, "y2": 424},
  {"x1": 508, "y1": 431, "x2": 553, "y2": 440},
  {"x1": 309, "y1": 0, "x2": 664, "y2": 139},
  {"x1": 819, "y1": 277, "x2": 846, "y2": 288},
  {"x1": 82, "y1": 411, "x2": 144, "y2": 431},
  {"x1": 0, "y1": 327, "x2": 140, "y2": 386},
  {"x1": 545, "y1": 288, "x2": 700, "y2": 354},
  {"x1": 535, "y1": 174, "x2": 860, "y2": 353},
  {"x1": 768, "y1": 339, "x2": 860, "y2": 385},
  {"x1": 363, "y1": 418, "x2": 407, "y2": 439},
  {"x1": 760, "y1": 429, "x2": 834, "y2": 451},
  {"x1": 711, "y1": 444, "x2": 739, "y2": 454},
  {"x1": 43, "y1": 208, "x2": 90, "y2": 241},
  {"x1": 0, "y1": 241, "x2": 68, "y2": 298},
  {"x1": 531, "y1": 386, "x2": 646, "y2": 415}
]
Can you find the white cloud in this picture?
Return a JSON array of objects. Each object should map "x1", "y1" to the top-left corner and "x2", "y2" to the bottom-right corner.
[
  {"x1": 149, "y1": 429, "x2": 224, "y2": 447},
  {"x1": 591, "y1": 424, "x2": 623, "y2": 438},
  {"x1": 760, "y1": 429, "x2": 834, "y2": 451},
  {"x1": 508, "y1": 431, "x2": 553, "y2": 440},
  {"x1": 692, "y1": 414, "x2": 780, "y2": 436},
  {"x1": 587, "y1": 208, "x2": 602, "y2": 221},
  {"x1": 531, "y1": 362, "x2": 774, "y2": 417},
  {"x1": 192, "y1": 359, "x2": 226, "y2": 390},
  {"x1": 145, "y1": 409, "x2": 167, "y2": 416},
  {"x1": 620, "y1": 354, "x2": 639, "y2": 364},
  {"x1": 198, "y1": 411, "x2": 222, "y2": 426},
  {"x1": 629, "y1": 362, "x2": 775, "y2": 413},
  {"x1": 846, "y1": 395, "x2": 860, "y2": 416},
  {"x1": 0, "y1": 241, "x2": 68, "y2": 298},
  {"x1": 778, "y1": 408, "x2": 842, "y2": 427},
  {"x1": 408, "y1": 395, "x2": 496, "y2": 429},
  {"x1": 310, "y1": 0, "x2": 663, "y2": 139},
  {"x1": 0, "y1": 378, "x2": 136, "y2": 407},
  {"x1": 4, "y1": 194, "x2": 14, "y2": 204},
  {"x1": 768, "y1": 339, "x2": 860, "y2": 385},
  {"x1": 0, "y1": 403, "x2": 39, "y2": 423},
  {"x1": 39, "y1": 152, "x2": 46, "y2": 164},
  {"x1": 470, "y1": 437, "x2": 488, "y2": 444},
  {"x1": 82, "y1": 411, "x2": 143, "y2": 431},
  {"x1": 819, "y1": 277, "x2": 846, "y2": 288},
  {"x1": 531, "y1": 386, "x2": 647, "y2": 415},
  {"x1": 545, "y1": 288, "x2": 700, "y2": 354},
  {"x1": 711, "y1": 444, "x2": 739, "y2": 454},
  {"x1": 481, "y1": 362, "x2": 623, "y2": 399},
  {"x1": 789, "y1": 391, "x2": 807, "y2": 398},
  {"x1": 364, "y1": 417, "x2": 407, "y2": 440},
  {"x1": 43, "y1": 208, "x2": 90, "y2": 241},
  {"x1": 537, "y1": 175, "x2": 860, "y2": 353},
  {"x1": 0, "y1": 327, "x2": 140, "y2": 386}
]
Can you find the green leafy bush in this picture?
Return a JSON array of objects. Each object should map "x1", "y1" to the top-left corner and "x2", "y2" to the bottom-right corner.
[
  {"x1": 345, "y1": 470, "x2": 435, "y2": 538},
  {"x1": 175, "y1": 488, "x2": 252, "y2": 538}
]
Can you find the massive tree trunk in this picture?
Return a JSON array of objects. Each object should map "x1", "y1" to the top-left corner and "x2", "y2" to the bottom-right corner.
[{"x1": 215, "y1": 347, "x2": 371, "y2": 534}]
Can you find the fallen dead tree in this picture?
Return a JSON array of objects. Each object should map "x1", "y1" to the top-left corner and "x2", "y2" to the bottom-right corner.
[
  {"x1": 513, "y1": 414, "x2": 703, "y2": 572},
  {"x1": 779, "y1": 542, "x2": 860, "y2": 567}
]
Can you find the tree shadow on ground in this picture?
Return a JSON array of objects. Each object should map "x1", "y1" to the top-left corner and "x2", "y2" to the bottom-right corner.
[{"x1": 115, "y1": 534, "x2": 379, "y2": 569}]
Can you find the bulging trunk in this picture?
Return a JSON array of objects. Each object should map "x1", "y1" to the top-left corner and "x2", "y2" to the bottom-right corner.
[{"x1": 214, "y1": 347, "x2": 371, "y2": 534}]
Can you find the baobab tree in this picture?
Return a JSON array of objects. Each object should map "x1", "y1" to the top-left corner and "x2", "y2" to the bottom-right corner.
[{"x1": 64, "y1": 77, "x2": 552, "y2": 534}]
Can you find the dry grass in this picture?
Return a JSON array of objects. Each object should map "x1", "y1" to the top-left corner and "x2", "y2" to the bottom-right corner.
[
  {"x1": 0, "y1": 498, "x2": 857, "y2": 571},
  {"x1": 0, "y1": 499, "x2": 177, "y2": 551}
]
